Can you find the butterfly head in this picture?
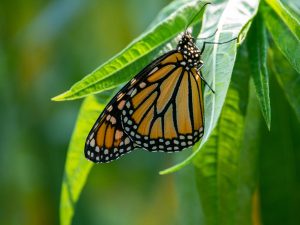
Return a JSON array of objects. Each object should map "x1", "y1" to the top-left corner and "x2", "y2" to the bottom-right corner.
[{"x1": 177, "y1": 32, "x2": 202, "y2": 68}]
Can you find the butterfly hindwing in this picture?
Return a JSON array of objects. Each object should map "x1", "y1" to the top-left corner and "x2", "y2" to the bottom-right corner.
[{"x1": 85, "y1": 98, "x2": 134, "y2": 163}]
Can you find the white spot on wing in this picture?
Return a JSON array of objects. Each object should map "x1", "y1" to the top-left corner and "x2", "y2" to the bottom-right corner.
[
  {"x1": 110, "y1": 116, "x2": 116, "y2": 125},
  {"x1": 139, "y1": 82, "x2": 146, "y2": 88},
  {"x1": 117, "y1": 92, "x2": 125, "y2": 101},
  {"x1": 149, "y1": 67, "x2": 158, "y2": 75},
  {"x1": 131, "y1": 78, "x2": 136, "y2": 85},
  {"x1": 90, "y1": 139, "x2": 95, "y2": 147},
  {"x1": 130, "y1": 88, "x2": 137, "y2": 97},
  {"x1": 89, "y1": 132, "x2": 94, "y2": 140},
  {"x1": 124, "y1": 137, "x2": 130, "y2": 145},
  {"x1": 107, "y1": 105, "x2": 113, "y2": 112}
]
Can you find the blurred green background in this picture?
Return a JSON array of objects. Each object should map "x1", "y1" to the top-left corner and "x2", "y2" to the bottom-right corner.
[
  {"x1": 1, "y1": 1, "x2": 300, "y2": 225},
  {"x1": 0, "y1": 0, "x2": 197, "y2": 224}
]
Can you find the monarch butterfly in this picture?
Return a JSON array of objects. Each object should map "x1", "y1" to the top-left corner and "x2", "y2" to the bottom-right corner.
[{"x1": 84, "y1": 4, "x2": 236, "y2": 163}]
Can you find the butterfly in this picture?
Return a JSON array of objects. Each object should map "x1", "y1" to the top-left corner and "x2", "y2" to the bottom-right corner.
[
  {"x1": 84, "y1": 4, "x2": 236, "y2": 163},
  {"x1": 84, "y1": 30, "x2": 213, "y2": 163}
]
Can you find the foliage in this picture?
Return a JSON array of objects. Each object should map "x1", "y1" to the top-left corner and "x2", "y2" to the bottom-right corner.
[{"x1": 53, "y1": 0, "x2": 300, "y2": 225}]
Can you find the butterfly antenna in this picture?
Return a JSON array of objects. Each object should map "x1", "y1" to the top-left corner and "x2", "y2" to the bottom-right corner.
[
  {"x1": 200, "y1": 37, "x2": 238, "y2": 54},
  {"x1": 184, "y1": 2, "x2": 211, "y2": 32},
  {"x1": 199, "y1": 72, "x2": 215, "y2": 94}
]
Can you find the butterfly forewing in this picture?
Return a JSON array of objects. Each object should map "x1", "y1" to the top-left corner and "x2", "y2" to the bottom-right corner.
[{"x1": 121, "y1": 52, "x2": 204, "y2": 152}]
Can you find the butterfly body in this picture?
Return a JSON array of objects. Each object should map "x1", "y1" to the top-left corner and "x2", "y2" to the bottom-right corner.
[{"x1": 85, "y1": 32, "x2": 205, "y2": 163}]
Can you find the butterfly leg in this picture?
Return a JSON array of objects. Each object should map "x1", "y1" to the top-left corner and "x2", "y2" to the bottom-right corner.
[{"x1": 198, "y1": 70, "x2": 215, "y2": 94}]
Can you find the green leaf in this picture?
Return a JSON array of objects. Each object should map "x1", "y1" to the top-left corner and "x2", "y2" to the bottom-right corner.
[
  {"x1": 269, "y1": 44, "x2": 300, "y2": 121},
  {"x1": 160, "y1": 0, "x2": 260, "y2": 175},
  {"x1": 259, "y1": 74, "x2": 300, "y2": 225},
  {"x1": 247, "y1": 12, "x2": 271, "y2": 129},
  {"x1": 60, "y1": 95, "x2": 108, "y2": 225},
  {"x1": 52, "y1": 0, "x2": 209, "y2": 101},
  {"x1": 266, "y1": 0, "x2": 300, "y2": 39},
  {"x1": 262, "y1": 2, "x2": 300, "y2": 74},
  {"x1": 193, "y1": 47, "x2": 250, "y2": 225},
  {"x1": 236, "y1": 81, "x2": 261, "y2": 225}
]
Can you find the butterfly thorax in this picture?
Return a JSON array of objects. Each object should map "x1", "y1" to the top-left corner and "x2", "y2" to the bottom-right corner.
[{"x1": 177, "y1": 32, "x2": 203, "y2": 69}]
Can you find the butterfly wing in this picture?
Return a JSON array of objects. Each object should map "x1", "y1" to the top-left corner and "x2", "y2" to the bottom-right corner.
[
  {"x1": 85, "y1": 51, "x2": 178, "y2": 163},
  {"x1": 85, "y1": 105, "x2": 134, "y2": 163},
  {"x1": 121, "y1": 52, "x2": 204, "y2": 152}
]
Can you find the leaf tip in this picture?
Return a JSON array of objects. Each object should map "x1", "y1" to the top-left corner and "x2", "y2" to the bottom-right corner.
[
  {"x1": 51, "y1": 91, "x2": 71, "y2": 101},
  {"x1": 266, "y1": 118, "x2": 271, "y2": 131},
  {"x1": 159, "y1": 163, "x2": 184, "y2": 175},
  {"x1": 158, "y1": 168, "x2": 174, "y2": 175},
  {"x1": 263, "y1": 110, "x2": 271, "y2": 131}
]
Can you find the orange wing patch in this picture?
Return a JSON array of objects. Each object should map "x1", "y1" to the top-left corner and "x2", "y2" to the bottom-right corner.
[
  {"x1": 150, "y1": 118, "x2": 163, "y2": 139},
  {"x1": 137, "y1": 106, "x2": 155, "y2": 135},
  {"x1": 160, "y1": 52, "x2": 183, "y2": 64},
  {"x1": 131, "y1": 92, "x2": 157, "y2": 124},
  {"x1": 147, "y1": 65, "x2": 175, "y2": 82},
  {"x1": 191, "y1": 68, "x2": 204, "y2": 130},
  {"x1": 163, "y1": 106, "x2": 177, "y2": 139},
  {"x1": 132, "y1": 84, "x2": 157, "y2": 109},
  {"x1": 176, "y1": 71, "x2": 192, "y2": 134},
  {"x1": 156, "y1": 67, "x2": 182, "y2": 113}
]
